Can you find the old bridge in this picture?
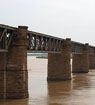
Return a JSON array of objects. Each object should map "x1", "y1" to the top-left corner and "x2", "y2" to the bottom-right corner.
[{"x1": 0, "y1": 24, "x2": 95, "y2": 99}]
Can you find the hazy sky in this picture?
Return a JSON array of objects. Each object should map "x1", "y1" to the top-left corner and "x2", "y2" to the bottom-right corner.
[{"x1": 0, "y1": 0, "x2": 95, "y2": 45}]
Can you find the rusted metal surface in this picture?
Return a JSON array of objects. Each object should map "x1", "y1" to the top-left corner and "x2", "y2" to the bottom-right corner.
[{"x1": 0, "y1": 24, "x2": 94, "y2": 54}]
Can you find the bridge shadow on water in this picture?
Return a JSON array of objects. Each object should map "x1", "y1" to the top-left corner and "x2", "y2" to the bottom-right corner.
[{"x1": 1, "y1": 57, "x2": 95, "y2": 105}]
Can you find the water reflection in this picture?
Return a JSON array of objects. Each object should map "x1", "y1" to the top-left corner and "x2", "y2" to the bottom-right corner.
[
  {"x1": 48, "y1": 70, "x2": 95, "y2": 105},
  {"x1": 48, "y1": 81, "x2": 71, "y2": 105},
  {"x1": 0, "y1": 99, "x2": 29, "y2": 105},
  {"x1": 72, "y1": 73, "x2": 92, "y2": 90}
]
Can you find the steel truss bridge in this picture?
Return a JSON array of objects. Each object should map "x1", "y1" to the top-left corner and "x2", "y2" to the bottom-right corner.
[{"x1": 0, "y1": 24, "x2": 94, "y2": 54}]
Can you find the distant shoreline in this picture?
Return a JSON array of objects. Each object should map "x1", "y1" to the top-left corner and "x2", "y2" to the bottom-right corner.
[{"x1": 36, "y1": 56, "x2": 48, "y2": 59}]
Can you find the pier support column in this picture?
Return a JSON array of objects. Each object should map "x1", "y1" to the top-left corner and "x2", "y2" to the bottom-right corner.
[
  {"x1": 89, "y1": 54, "x2": 95, "y2": 69},
  {"x1": 72, "y1": 44, "x2": 89, "y2": 73},
  {"x1": 6, "y1": 26, "x2": 29, "y2": 99},
  {"x1": 47, "y1": 38, "x2": 71, "y2": 81},
  {"x1": 0, "y1": 53, "x2": 6, "y2": 98}
]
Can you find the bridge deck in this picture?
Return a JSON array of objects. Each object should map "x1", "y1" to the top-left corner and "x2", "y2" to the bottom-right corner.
[{"x1": 0, "y1": 24, "x2": 94, "y2": 54}]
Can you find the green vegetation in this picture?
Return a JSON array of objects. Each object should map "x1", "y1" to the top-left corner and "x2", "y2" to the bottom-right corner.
[{"x1": 36, "y1": 56, "x2": 48, "y2": 59}]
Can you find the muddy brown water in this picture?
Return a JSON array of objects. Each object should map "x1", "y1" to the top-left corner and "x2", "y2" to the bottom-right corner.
[{"x1": 0, "y1": 56, "x2": 95, "y2": 105}]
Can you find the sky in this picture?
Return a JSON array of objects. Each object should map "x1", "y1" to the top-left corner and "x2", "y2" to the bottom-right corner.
[{"x1": 0, "y1": 0, "x2": 95, "y2": 45}]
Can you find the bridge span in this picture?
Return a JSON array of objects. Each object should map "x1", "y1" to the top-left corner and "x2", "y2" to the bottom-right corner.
[{"x1": 0, "y1": 24, "x2": 95, "y2": 99}]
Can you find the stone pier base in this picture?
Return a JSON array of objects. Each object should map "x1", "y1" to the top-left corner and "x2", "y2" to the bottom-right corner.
[
  {"x1": 72, "y1": 44, "x2": 89, "y2": 73},
  {"x1": 0, "y1": 26, "x2": 29, "y2": 99},
  {"x1": 6, "y1": 26, "x2": 29, "y2": 99},
  {"x1": 89, "y1": 54, "x2": 95, "y2": 69},
  {"x1": 47, "y1": 39, "x2": 71, "y2": 81},
  {"x1": 0, "y1": 53, "x2": 6, "y2": 99}
]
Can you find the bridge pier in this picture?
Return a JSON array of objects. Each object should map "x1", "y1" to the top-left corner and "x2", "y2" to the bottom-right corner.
[
  {"x1": 89, "y1": 54, "x2": 95, "y2": 69},
  {"x1": 47, "y1": 39, "x2": 71, "y2": 81},
  {"x1": 0, "y1": 53, "x2": 6, "y2": 98},
  {"x1": 5, "y1": 26, "x2": 28, "y2": 99},
  {"x1": 72, "y1": 44, "x2": 89, "y2": 73}
]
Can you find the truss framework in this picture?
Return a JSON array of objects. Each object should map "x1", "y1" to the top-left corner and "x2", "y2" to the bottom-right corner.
[{"x1": 0, "y1": 24, "x2": 94, "y2": 54}]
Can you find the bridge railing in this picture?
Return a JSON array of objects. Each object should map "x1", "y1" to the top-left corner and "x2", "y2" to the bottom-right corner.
[
  {"x1": 89, "y1": 45, "x2": 95, "y2": 54},
  {"x1": 71, "y1": 41, "x2": 84, "y2": 54},
  {"x1": 0, "y1": 24, "x2": 95, "y2": 54},
  {"x1": 0, "y1": 24, "x2": 17, "y2": 52},
  {"x1": 27, "y1": 31, "x2": 64, "y2": 53},
  {"x1": 71, "y1": 41, "x2": 95, "y2": 54}
]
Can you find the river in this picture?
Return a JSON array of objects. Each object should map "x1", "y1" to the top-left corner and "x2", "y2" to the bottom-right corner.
[{"x1": 1, "y1": 56, "x2": 95, "y2": 105}]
